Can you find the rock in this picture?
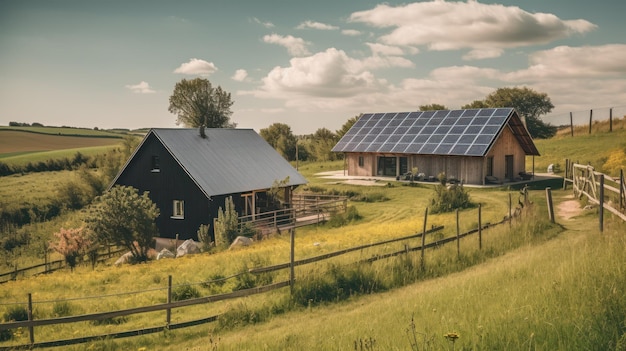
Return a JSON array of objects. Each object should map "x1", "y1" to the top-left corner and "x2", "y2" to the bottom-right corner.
[
  {"x1": 229, "y1": 236, "x2": 253, "y2": 249},
  {"x1": 156, "y1": 248, "x2": 175, "y2": 260},
  {"x1": 176, "y1": 239, "x2": 200, "y2": 257},
  {"x1": 114, "y1": 251, "x2": 133, "y2": 266}
]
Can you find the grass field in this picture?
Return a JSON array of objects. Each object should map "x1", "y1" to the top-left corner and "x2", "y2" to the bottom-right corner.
[
  {"x1": 0, "y1": 121, "x2": 625, "y2": 350},
  {"x1": 528, "y1": 117, "x2": 626, "y2": 175},
  {"x1": 0, "y1": 126, "x2": 125, "y2": 138}
]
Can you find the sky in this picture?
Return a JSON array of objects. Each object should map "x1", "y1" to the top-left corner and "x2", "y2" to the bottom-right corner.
[{"x1": 1, "y1": 0, "x2": 625, "y2": 134}]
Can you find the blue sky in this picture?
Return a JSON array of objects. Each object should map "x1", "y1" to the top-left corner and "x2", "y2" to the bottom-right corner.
[{"x1": 1, "y1": 0, "x2": 625, "y2": 134}]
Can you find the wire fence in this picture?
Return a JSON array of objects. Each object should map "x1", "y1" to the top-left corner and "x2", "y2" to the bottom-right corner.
[
  {"x1": 0, "y1": 189, "x2": 534, "y2": 349},
  {"x1": 539, "y1": 105, "x2": 626, "y2": 135}
]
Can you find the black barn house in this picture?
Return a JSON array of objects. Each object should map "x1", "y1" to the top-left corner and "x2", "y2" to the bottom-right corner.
[{"x1": 110, "y1": 128, "x2": 307, "y2": 241}]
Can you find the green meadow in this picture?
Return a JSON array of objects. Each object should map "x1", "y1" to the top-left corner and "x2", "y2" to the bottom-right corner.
[{"x1": 0, "y1": 122, "x2": 625, "y2": 350}]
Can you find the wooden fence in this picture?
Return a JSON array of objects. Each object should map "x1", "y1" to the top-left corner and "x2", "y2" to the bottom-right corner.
[
  {"x1": 237, "y1": 194, "x2": 347, "y2": 235},
  {"x1": 563, "y1": 161, "x2": 626, "y2": 227},
  {"x1": 0, "y1": 193, "x2": 527, "y2": 350},
  {"x1": 0, "y1": 246, "x2": 126, "y2": 284}
]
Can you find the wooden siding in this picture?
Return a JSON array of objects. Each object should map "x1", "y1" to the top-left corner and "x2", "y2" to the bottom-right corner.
[
  {"x1": 343, "y1": 126, "x2": 528, "y2": 185},
  {"x1": 115, "y1": 133, "x2": 212, "y2": 240},
  {"x1": 485, "y1": 127, "x2": 526, "y2": 182}
]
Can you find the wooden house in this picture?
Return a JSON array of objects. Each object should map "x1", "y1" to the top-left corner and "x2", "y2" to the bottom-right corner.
[
  {"x1": 332, "y1": 108, "x2": 540, "y2": 185},
  {"x1": 110, "y1": 128, "x2": 307, "y2": 241}
]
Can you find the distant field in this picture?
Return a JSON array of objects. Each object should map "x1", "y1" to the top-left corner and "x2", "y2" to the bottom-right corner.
[
  {"x1": 0, "y1": 144, "x2": 121, "y2": 166},
  {"x1": 0, "y1": 130, "x2": 122, "y2": 155},
  {"x1": 0, "y1": 126, "x2": 125, "y2": 138}
]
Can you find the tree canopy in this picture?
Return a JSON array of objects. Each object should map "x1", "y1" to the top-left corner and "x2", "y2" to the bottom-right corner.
[
  {"x1": 419, "y1": 104, "x2": 448, "y2": 111},
  {"x1": 336, "y1": 115, "x2": 360, "y2": 140},
  {"x1": 472, "y1": 87, "x2": 556, "y2": 139},
  {"x1": 168, "y1": 78, "x2": 234, "y2": 128},
  {"x1": 260, "y1": 123, "x2": 297, "y2": 161},
  {"x1": 84, "y1": 185, "x2": 159, "y2": 263},
  {"x1": 309, "y1": 128, "x2": 339, "y2": 162}
]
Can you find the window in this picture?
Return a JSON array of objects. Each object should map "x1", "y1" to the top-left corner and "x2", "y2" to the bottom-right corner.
[
  {"x1": 172, "y1": 200, "x2": 184, "y2": 219},
  {"x1": 151, "y1": 156, "x2": 160, "y2": 172},
  {"x1": 486, "y1": 156, "x2": 494, "y2": 176},
  {"x1": 358, "y1": 156, "x2": 364, "y2": 167}
]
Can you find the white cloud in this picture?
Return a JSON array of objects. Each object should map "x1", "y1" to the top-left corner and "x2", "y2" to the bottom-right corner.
[
  {"x1": 350, "y1": 2, "x2": 597, "y2": 53},
  {"x1": 463, "y1": 48, "x2": 504, "y2": 60},
  {"x1": 232, "y1": 69, "x2": 249, "y2": 82},
  {"x1": 247, "y1": 48, "x2": 386, "y2": 99},
  {"x1": 366, "y1": 42, "x2": 405, "y2": 56},
  {"x1": 506, "y1": 44, "x2": 626, "y2": 81},
  {"x1": 125, "y1": 81, "x2": 155, "y2": 94},
  {"x1": 252, "y1": 17, "x2": 274, "y2": 28},
  {"x1": 173, "y1": 58, "x2": 218, "y2": 76},
  {"x1": 296, "y1": 20, "x2": 339, "y2": 30},
  {"x1": 342, "y1": 29, "x2": 361, "y2": 36},
  {"x1": 263, "y1": 34, "x2": 311, "y2": 56}
]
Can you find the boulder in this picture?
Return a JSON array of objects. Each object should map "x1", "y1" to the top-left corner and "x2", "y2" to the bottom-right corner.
[
  {"x1": 176, "y1": 239, "x2": 200, "y2": 257},
  {"x1": 156, "y1": 248, "x2": 175, "y2": 260},
  {"x1": 229, "y1": 236, "x2": 253, "y2": 249},
  {"x1": 114, "y1": 251, "x2": 133, "y2": 266}
]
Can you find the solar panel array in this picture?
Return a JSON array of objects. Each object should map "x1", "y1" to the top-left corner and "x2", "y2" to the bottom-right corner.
[{"x1": 332, "y1": 108, "x2": 514, "y2": 157}]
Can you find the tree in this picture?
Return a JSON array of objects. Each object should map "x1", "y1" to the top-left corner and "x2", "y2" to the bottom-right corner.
[
  {"x1": 336, "y1": 115, "x2": 360, "y2": 140},
  {"x1": 309, "y1": 128, "x2": 338, "y2": 162},
  {"x1": 168, "y1": 78, "x2": 234, "y2": 128},
  {"x1": 461, "y1": 100, "x2": 488, "y2": 109},
  {"x1": 419, "y1": 104, "x2": 448, "y2": 111},
  {"x1": 84, "y1": 185, "x2": 159, "y2": 263},
  {"x1": 479, "y1": 87, "x2": 556, "y2": 138},
  {"x1": 260, "y1": 123, "x2": 297, "y2": 161},
  {"x1": 49, "y1": 227, "x2": 94, "y2": 271}
]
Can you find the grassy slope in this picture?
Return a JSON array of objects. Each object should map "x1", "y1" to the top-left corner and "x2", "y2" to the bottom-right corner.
[
  {"x1": 528, "y1": 117, "x2": 626, "y2": 174},
  {"x1": 1, "y1": 128, "x2": 625, "y2": 349}
]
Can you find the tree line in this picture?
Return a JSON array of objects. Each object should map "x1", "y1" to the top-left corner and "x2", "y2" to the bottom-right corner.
[{"x1": 168, "y1": 78, "x2": 557, "y2": 164}]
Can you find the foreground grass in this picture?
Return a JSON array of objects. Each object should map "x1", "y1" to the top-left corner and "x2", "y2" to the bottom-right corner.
[{"x1": 72, "y1": 191, "x2": 623, "y2": 351}]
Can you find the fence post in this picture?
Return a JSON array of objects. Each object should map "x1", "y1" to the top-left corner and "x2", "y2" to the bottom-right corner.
[
  {"x1": 610, "y1": 107, "x2": 613, "y2": 132},
  {"x1": 421, "y1": 208, "x2": 428, "y2": 270},
  {"x1": 589, "y1": 109, "x2": 592, "y2": 134},
  {"x1": 456, "y1": 209, "x2": 460, "y2": 260},
  {"x1": 166, "y1": 275, "x2": 172, "y2": 328},
  {"x1": 599, "y1": 174, "x2": 604, "y2": 233},
  {"x1": 509, "y1": 193, "x2": 512, "y2": 227},
  {"x1": 290, "y1": 228, "x2": 295, "y2": 296},
  {"x1": 546, "y1": 187, "x2": 555, "y2": 223},
  {"x1": 619, "y1": 169, "x2": 626, "y2": 210},
  {"x1": 28, "y1": 293, "x2": 34, "y2": 346},
  {"x1": 563, "y1": 159, "x2": 569, "y2": 190},
  {"x1": 478, "y1": 204, "x2": 482, "y2": 250},
  {"x1": 570, "y1": 112, "x2": 574, "y2": 137}
]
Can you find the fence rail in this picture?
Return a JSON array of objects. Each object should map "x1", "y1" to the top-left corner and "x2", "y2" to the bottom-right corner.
[
  {"x1": 564, "y1": 161, "x2": 626, "y2": 224},
  {"x1": 0, "y1": 191, "x2": 528, "y2": 350},
  {"x1": 237, "y1": 194, "x2": 347, "y2": 235},
  {"x1": 0, "y1": 246, "x2": 126, "y2": 284}
]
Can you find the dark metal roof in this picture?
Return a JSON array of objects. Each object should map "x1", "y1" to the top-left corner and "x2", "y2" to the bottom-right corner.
[
  {"x1": 149, "y1": 128, "x2": 307, "y2": 197},
  {"x1": 332, "y1": 108, "x2": 540, "y2": 157}
]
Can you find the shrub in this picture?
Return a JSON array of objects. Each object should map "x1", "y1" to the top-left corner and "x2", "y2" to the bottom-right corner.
[
  {"x1": 49, "y1": 227, "x2": 94, "y2": 271},
  {"x1": 214, "y1": 196, "x2": 238, "y2": 247},
  {"x1": 0, "y1": 305, "x2": 28, "y2": 341},
  {"x1": 52, "y1": 301, "x2": 75, "y2": 317},
  {"x1": 197, "y1": 224, "x2": 212, "y2": 251},
  {"x1": 327, "y1": 206, "x2": 362, "y2": 228},
  {"x1": 429, "y1": 173, "x2": 474, "y2": 214},
  {"x1": 172, "y1": 284, "x2": 201, "y2": 301}
]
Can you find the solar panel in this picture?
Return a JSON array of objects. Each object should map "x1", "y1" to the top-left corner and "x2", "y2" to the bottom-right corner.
[{"x1": 330, "y1": 108, "x2": 515, "y2": 156}]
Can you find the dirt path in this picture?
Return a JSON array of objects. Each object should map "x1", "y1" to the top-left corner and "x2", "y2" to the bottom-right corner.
[{"x1": 556, "y1": 194, "x2": 584, "y2": 220}]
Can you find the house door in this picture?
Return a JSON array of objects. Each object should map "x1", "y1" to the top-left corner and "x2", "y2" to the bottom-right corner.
[
  {"x1": 505, "y1": 155, "x2": 514, "y2": 181},
  {"x1": 377, "y1": 156, "x2": 397, "y2": 176},
  {"x1": 399, "y1": 157, "x2": 408, "y2": 175}
]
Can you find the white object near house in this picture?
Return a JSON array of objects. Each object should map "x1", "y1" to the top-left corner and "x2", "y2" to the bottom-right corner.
[{"x1": 547, "y1": 164, "x2": 554, "y2": 173}]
